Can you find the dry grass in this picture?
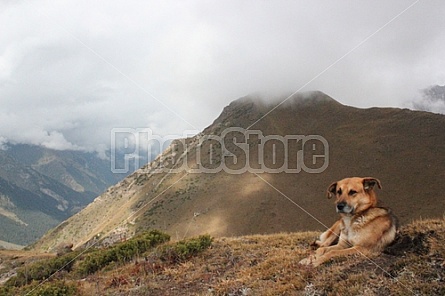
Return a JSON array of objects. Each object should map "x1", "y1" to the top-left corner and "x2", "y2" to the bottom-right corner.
[
  {"x1": 75, "y1": 218, "x2": 444, "y2": 296},
  {"x1": 60, "y1": 218, "x2": 436, "y2": 295},
  {"x1": 2, "y1": 218, "x2": 445, "y2": 295},
  {"x1": 67, "y1": 231, "x2": 314, "y2": 296}
]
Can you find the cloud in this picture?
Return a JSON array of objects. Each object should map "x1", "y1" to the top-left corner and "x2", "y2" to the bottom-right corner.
[
  {"x1": 1, "y1": 0, "x2": 445, "y2": 154},
  {"x1": 408, "y1": 85, "x2": 445, "y2": 114}
]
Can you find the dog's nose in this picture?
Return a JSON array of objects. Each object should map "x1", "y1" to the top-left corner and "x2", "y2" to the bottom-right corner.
[{"x1": 336, "y1": 202, "x2": 347, "y2": 211}]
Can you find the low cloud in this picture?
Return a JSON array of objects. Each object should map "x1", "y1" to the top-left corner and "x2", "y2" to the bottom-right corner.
[
  {"x1": 408, "y1": 85, "x2": 445, "y2": 114},
  {"x1": 1, "y1": 1, "x2": 445, "y2": 154}
]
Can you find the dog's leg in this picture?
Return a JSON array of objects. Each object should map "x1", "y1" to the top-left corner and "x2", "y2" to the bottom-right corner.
[
  {"x1": 312, "y1": 220, "x2": 341, "y2": 248},
  {"x1": 312, "y1": 245, "x2": 372, "y2": 267},
  {"x1": 300, "y1": 237, "x2": 345, "y2": 266},
  {"x1": 300, "y1": 233, "x2": 349, "y2": 266}
]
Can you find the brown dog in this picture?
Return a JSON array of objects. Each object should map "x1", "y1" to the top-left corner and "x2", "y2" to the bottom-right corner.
[{"x1": 299, "y1": 177, "x2": 398, "y2": 267}]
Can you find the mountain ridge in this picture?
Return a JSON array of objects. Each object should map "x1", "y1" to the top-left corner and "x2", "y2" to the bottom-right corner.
[
  {"x1": 31, "y1": 91, "x2": 445, "y2": 252},
  {"x1": 0, "y1": 144, "x2": 127, "y2": 245}
]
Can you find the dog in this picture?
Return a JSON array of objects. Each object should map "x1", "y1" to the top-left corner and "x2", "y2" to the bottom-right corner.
[{"x1": 299, "y1": 177, "x2": 398, "y2": 267}]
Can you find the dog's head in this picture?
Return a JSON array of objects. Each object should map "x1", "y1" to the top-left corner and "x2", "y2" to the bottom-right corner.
[{"x1": 327, "y1": 177, "x2": 381, "y2": 215}]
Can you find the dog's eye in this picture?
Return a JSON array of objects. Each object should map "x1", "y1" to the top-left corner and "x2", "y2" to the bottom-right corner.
[
  {"x1": 349, "y1": 190, "x2": 358, "y2": 196},
  {"x1": 337, "y1": 189, "x2": 342, "y2": 195}
]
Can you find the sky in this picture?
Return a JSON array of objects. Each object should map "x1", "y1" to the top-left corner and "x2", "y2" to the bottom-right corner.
[{"x1": 1, "y1": 0, "x2": 445, "y2": 155}]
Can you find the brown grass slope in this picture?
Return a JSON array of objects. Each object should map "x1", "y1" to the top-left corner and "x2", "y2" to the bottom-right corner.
[
  {"x1": 31, "y1": 91, "x2": 445, "y2": 252},
  {"x1": 82, "y1": 218, "x2": 445, "y2": 296},
  {"x1": 4, "y1": 218, "x2": 445, "y2": 295}
]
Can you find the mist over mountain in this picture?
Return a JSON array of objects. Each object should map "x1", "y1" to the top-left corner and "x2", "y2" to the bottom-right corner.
[
  {"x1": 32, "y1": 91, "x2": 445, "y2": 252},
  {"x1": 410, "y1": 85, "x2": 445, "y2": 114}
]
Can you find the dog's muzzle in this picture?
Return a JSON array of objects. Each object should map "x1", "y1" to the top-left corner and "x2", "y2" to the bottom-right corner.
[{"x1": 336, "y1": 202, "x2": 353, "y2": 214}]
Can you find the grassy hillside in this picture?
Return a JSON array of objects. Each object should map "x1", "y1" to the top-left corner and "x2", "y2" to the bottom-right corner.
[{"x1": 1, "y1": 217, "x2": 444, "y2": 295}]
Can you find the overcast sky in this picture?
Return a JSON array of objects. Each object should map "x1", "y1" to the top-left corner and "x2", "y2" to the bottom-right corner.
[{"x1": 1, "y1": 0, "x2": 444, "y2": 154}]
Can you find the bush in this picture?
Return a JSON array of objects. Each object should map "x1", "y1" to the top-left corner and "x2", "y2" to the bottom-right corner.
[
  {"x1": 159, "y1": 235, "x2": 213, "y2": 263},
  {"x1": 5, "y1": 230, "x2": 170, "y2": 287},
  {"x1": 75, "y1": 229, "x2": 170, "y2": 276},
  {"x1": 22, "y1": 280, "x2": 78, "y2": 296},
  {"x1": 1, "y1": 280, "x2": 78, "y2": 296},
  {"x1": 5, "y1": 251, "x2": 80, "y2": 287}
]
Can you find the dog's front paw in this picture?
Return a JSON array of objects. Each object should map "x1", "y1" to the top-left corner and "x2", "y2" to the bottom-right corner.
[
  {"x1": 299, "y1": 255, "x2": 316, "y2": 266},
  {"x1": 315, "y1": 247, "x2": 328, "y2": 257}
]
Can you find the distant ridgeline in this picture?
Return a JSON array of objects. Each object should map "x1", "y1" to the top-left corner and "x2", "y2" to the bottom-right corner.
[{"x1": 0, "y1": 144, "x2": 132, "y2": 245}]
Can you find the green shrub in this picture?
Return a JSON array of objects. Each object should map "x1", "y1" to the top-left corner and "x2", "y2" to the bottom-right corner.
[
  {"x1": 5, "y1": 251, "x2": 80, "y2": 288},
  {"x1": 75, "y1": 229, "x2": 170, "y2": 276},
  {"x1": 5, "y1": 230, "x2": 170, "y2": 288},
  {"x1": 21, "y1": 280, "x2": 78, "y2": 296},
  {"x1": 1, "y1": 280, "x2": 78, "y2": 296},
  {"x1": 159, "y1": 235, "x2": 213, "y2": 263},
  {"x1": 0, "y1": 286, "x2": 12, "y2": 295}
]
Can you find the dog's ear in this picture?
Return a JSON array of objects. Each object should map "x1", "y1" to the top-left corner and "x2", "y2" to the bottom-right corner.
[
  {"x1": 362, "y1": 178, "x2": 382, "y2": 191},
  {"x1": 327, "y1": 182, "x2": 337, "y2": 199}
]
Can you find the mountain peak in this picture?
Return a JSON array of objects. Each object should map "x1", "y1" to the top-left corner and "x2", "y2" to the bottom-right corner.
[
  {"x1": 206, "y1": 91, "x2": 341, "y2": 133},
  {"x1": 226, "y1": 90, "x2": 340, "y2": 111}
]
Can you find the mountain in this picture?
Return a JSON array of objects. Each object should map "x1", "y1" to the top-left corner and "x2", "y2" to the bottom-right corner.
[
  {"x1": 0, "y1": 144, "x2": 126, "y2": 246},
  {"x1": 31, "y1": 91, "x2": 445, "y2": 252},
  {"x1": 5, "y1": 144, "x2": 125, "y2": 194}
]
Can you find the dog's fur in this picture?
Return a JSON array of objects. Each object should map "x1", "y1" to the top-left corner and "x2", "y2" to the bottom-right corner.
[{"x1": 299, "y1": 177, "x2": 398, "y2": 267}]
